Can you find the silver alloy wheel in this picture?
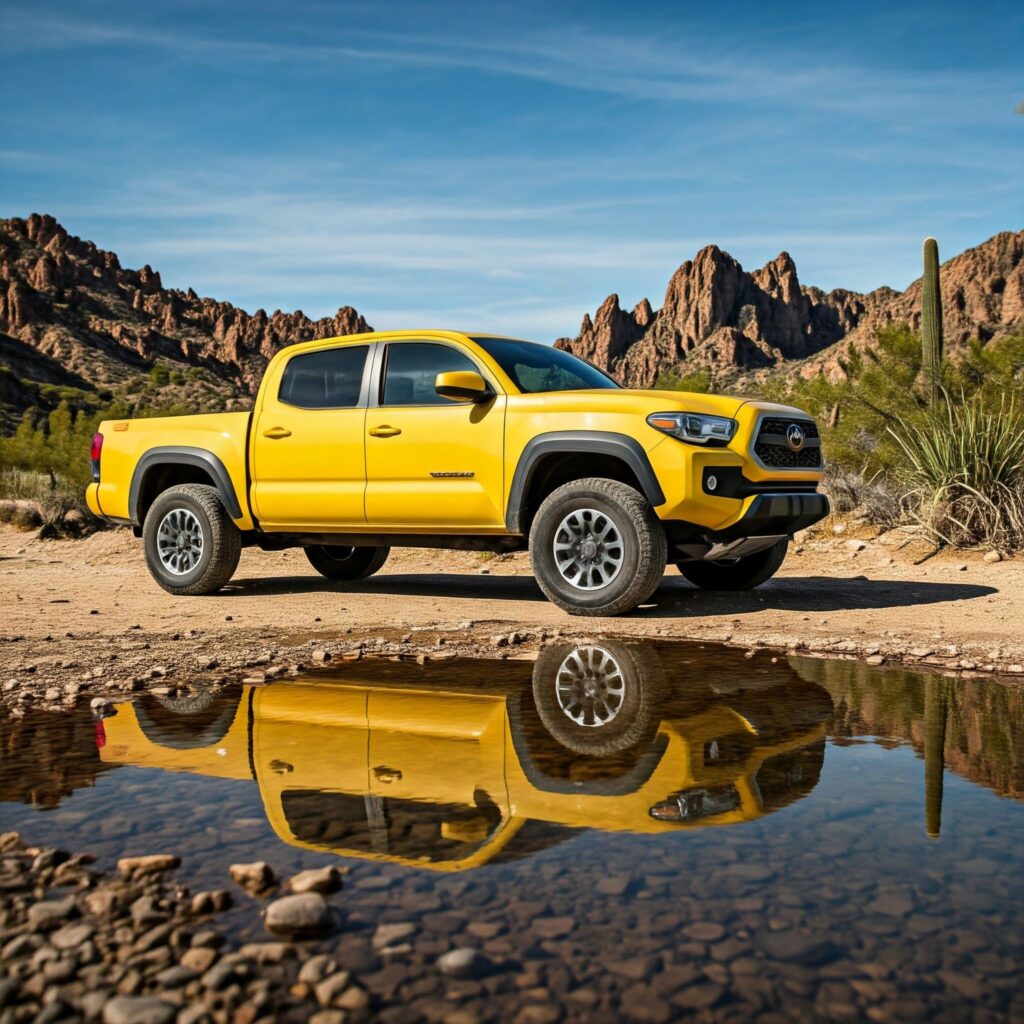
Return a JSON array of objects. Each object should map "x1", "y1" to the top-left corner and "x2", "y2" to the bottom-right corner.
[
  {"x1": 555, "y1": 645, "x2": 626, "y2": 727},
  {"x1": 156, "y1": 508, "x2": 205, "y2": 575},
  {"x1": 552, "y1": 507, "x2": 624, "y2": 591}
]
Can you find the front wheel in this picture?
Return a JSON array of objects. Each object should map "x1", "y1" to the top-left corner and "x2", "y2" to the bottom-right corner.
[
  {"x1": 305, "y1": 544, "x2": 390, "y2": 580},
  {"x1": 531, "y1": 641, "x2": 666, "y2": 755},
  {"x1": 530, "y1": 478, "x2": 667, "y2": 616},
  {"x1": 143, "y1": 484, "x2": 241, "y2": 596},
  {"x1": 676, "y1": 538, "x2": 788, "y2": 591}
]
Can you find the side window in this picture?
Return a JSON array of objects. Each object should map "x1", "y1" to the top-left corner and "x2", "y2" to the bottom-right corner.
[
  {"x1": 381, "y1": 343, "x2": 477, "y2": 406},
  {"x1": 278, "y1": 346, "x2": 368, "y2": 409}
]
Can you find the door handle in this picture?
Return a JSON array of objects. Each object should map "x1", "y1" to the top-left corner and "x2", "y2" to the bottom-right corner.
[
  {"x1": 373, "y1": 766, "x2": 403, "y2": 784},
  {"x1": 369, "y1": 425, "x2": 402, "y2": 437},
  {"x1": 262, "y1": 427, "x2": 292, "y2": 439}
]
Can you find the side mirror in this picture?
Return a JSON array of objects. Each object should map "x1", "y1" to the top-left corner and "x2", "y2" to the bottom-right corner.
[{"x1": 435, "y1": 370, "x2": 493, "y2": 403}]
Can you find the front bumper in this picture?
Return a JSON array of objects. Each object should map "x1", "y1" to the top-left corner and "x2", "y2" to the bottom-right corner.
[
  {"x1": 708, "y1": 492, "x2": 829, "y2": 542},
  {"x1": 667, "y1": 490, "x2": 829, "y2": 561}
]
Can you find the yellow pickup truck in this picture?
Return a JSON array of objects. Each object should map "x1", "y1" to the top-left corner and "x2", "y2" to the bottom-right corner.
[
  {"x1": 97, "y1": 642, "x2": 831, "y2": 870},
  {"x1": 86, "y1": 331, "x2": 826, "y2": 615}
]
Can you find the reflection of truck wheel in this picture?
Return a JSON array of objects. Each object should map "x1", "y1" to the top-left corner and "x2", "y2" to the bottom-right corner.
[
  {"x1": 143, "y1": 484, "x2": 241, "y2": 596},
  {"x1": 133, "y1": 686, "x2": 242, "y2": 750},
  {"x1": 532, "y1": 642, "x2": 665, "y2": 755},
  {"x1": 676, "y1": 539, "x2": 788, "y2": 591},
  {"x1": 530, "y1": 478, "x2": 667, "y2": 616},
  {"x1": 305, "y1": 545, "x2": 390, "y2": 580}
]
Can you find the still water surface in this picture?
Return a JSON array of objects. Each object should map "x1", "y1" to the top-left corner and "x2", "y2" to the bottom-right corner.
[{"x1": 2, "y1": 641, "x2": 1022, "y2": 1021}]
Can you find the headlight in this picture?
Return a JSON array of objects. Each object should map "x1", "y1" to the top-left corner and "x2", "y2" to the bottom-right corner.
[{"x1": 647, "y1": 412, "x2": 737, "y2": 447}]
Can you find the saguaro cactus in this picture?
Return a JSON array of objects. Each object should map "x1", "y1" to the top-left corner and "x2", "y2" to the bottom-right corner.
[
  {"x1": 921, "y1": 237, "x2": 944, "y2": 403},
  {"x1": 924, "y1": 677, "x2": 948, "y2": 839}
]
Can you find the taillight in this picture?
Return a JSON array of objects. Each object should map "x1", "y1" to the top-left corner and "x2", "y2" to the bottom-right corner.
[
  {"x1": 94, "y1": 720, "x2": 106, "y2": 748},
  {"x1": 90, "y1": 432, "x2": 103, "y2": 482}
]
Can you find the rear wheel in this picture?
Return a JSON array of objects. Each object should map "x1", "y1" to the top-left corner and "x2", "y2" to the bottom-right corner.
[
  {"x1": 143, "y1": 484, "x2": 241, "y2": 596},
  {"x1": 305, "y1": 544, "x2": 390, "y2": 580},
  {"x1": 676, "y1": 538, "x2": 788, "y2": 591},
  {"x1": 530, "y1": 478, "x2": 667, "y2": 616}
]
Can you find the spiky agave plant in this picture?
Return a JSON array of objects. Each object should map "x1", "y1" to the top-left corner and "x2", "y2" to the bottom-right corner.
[
  {"x1": 887, "y1": 390, "x2": 1024, "y2": 550},
  {"x1": 921, "y1": 238, "x2": 944, "y2": 404}
]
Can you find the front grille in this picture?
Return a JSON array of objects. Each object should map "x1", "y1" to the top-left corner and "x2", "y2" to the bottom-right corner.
[{"x1": 754, "y1": 417, "x2": 822, "y2": 469}]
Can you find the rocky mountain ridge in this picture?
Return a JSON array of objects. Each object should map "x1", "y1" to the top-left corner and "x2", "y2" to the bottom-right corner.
[
  {"x1": 0, "y1": 213, "x2": 370, "y2": 425},
  {"x1": 2, "y1": 213, "x2": 1021, "y2": 430},
  {"x1": 556, "y1": 230, "x2": 1024, "y2": 386}
]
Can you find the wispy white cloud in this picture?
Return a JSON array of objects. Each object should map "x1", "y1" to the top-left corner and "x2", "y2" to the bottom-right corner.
[{"x1": 2, "y1": 5, "x2": 1018, "y2": 124}]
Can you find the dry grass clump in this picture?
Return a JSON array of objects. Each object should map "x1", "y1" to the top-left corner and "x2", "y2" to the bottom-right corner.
[
  {"x1": 824, "y1": 470, "x2": 907, "y2": 531},
  {"x1": 0, "y1": 468, "x2": 94, "y2": 537}
]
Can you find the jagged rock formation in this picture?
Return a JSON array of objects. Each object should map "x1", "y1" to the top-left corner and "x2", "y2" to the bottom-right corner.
[
  {"x1": 2, "y1": 213, "x2": 1020, "y2": 427},
  {"x1": 0, "y1": 213, "x2": 370, "y2": 424},
  {"x1": 557, "y1": 231, "x2": 1024, "y2": 386}
]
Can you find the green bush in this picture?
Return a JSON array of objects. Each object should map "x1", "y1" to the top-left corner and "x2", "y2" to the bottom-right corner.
[{"x1": 655, "y1": 366, "x2": 714, "y2": 394}]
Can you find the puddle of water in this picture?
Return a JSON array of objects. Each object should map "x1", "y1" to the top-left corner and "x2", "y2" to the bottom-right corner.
[{"x1": 2, "y1": 641, "x2": 1023, "y2": 1021}]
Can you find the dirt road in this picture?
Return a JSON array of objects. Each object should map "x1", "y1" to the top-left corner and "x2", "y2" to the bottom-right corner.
[{"x1": 2, "y1": 519, "x2": 1023, "y2": 700}]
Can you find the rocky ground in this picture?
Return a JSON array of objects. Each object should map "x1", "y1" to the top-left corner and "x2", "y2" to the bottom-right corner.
[
  {"x1": 2, "y1": 516, "x2": 1024, "y2": 714},
  {"x1": 0, "y1": 832, "x2": 371, "y2": 1023}
]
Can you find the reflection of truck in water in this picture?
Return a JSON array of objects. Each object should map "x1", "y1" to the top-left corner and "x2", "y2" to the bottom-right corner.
[{"x1": 98, "y1": 643, "x2": 833, "y2": 870}]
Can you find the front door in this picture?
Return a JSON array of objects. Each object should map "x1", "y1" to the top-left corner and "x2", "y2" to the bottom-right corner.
[
  {"x1": 251, "y1": 343, "x2": 371, "y2": 529},
  {"x1": 364, "y1": 341, "x2": 506, "y2": 528}
]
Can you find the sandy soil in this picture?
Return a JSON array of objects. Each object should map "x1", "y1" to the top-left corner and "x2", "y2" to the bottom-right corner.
[{"x1": 2, "y1": 517, "x2": 1023, "y2": 700}]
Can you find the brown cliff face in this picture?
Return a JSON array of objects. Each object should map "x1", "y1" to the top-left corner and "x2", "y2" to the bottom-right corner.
[
  {"x1": 557, "y1": 230, "x2": 1024, "y2": 386},
  {"x1": 0, "y1": 214, "x2": 371, "y2": 424}
]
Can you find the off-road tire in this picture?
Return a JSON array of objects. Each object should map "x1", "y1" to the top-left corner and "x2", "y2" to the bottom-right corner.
[
  {"x1": 305, "y1": 544, "x2": 390, "y2": 580},
  {"x1": 532, "y1": 640, "x2": 667, "y2": 755},
  {"x1": 676, "y1": 538, "x2": 788, "y2": 591},
  {"x1": 143, "y1": 484, "x2": 241, "y2": 596},
  {"x1": 134, "y1": 685, "x2": 244, "y2": 750},
  {"x1": 530, "y1": 478, "x2": 667, "y2": 616}
]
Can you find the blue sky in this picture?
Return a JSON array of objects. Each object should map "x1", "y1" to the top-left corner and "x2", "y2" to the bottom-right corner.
[{"x1": 1, "y1": 0, "x2": 1022, "y2": 340}]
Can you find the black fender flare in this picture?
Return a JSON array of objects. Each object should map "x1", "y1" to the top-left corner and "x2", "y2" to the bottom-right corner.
[
  {"x1": 505, "y1": 430, "x2": 665, "y2": 533},
  {"x1": 128, "y1": 446, "x2": 243, "y2": 523}
]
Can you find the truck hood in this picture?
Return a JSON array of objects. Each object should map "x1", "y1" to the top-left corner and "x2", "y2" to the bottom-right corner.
[
  {"x1": 563, "y1": 389, "x2": 748, "y2": 417},
  {"x1": 591, "y1": 390, "x2": 814, "y2": 421}
]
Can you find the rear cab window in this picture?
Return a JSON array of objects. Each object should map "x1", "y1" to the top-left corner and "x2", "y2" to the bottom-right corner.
[{"x1": 278, "y1": 346, "x2": 369, "y2": 408}]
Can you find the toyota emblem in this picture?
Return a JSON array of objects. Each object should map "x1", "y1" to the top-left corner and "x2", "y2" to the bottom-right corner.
[{"x1": 786, "y1": 423, "x2": 806, "y2": 451}]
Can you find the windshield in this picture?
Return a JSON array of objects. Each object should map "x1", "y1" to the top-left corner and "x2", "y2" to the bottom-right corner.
[{"x1": 472, "y1": 337, "x2": 621, "y2": 394}]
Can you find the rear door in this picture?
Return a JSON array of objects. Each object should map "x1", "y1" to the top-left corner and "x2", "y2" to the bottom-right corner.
[{"x1": 251, "y1": 343, "x2": 372, "y2": 528}]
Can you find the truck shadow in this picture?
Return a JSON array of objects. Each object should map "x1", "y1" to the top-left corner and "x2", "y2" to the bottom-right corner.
[{"x1": 220, "y1": 573, "x2": 996, "y2": 615}]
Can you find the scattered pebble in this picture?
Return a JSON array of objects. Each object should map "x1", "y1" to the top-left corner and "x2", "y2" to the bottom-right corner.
[
  {"x1": 263, "y1": 893, "x2": 334, "y2": 938},
  {"x1": 436, "y1": 947, "x2": 495, "y2": 979},
  {"x1": 289, "y1": 865, "x2": 344, "y2": 895},
  {"x1": 117, "y1": 854, "x2": 181, "y2": 878},
  {"x1": 229, "y1": 861, "x2": 276, "y2": 892}
]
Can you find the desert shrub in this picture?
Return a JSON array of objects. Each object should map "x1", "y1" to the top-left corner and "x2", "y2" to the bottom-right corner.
[
  {"x1": 655, "y1": 367, "x2": 714, "y2": 394},
  {"x1": 0, "y1": 468, "x2": 87, "y2": 535},
  {"x1": 149, "y1": 363, "x2": 171, "y2": 387},
  {"x1": 823, "y1": 469, "x2": 907, "y2": 530},
  {"x1": 887, "y1": 391, "x2": 1024, "y2": 550}
]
